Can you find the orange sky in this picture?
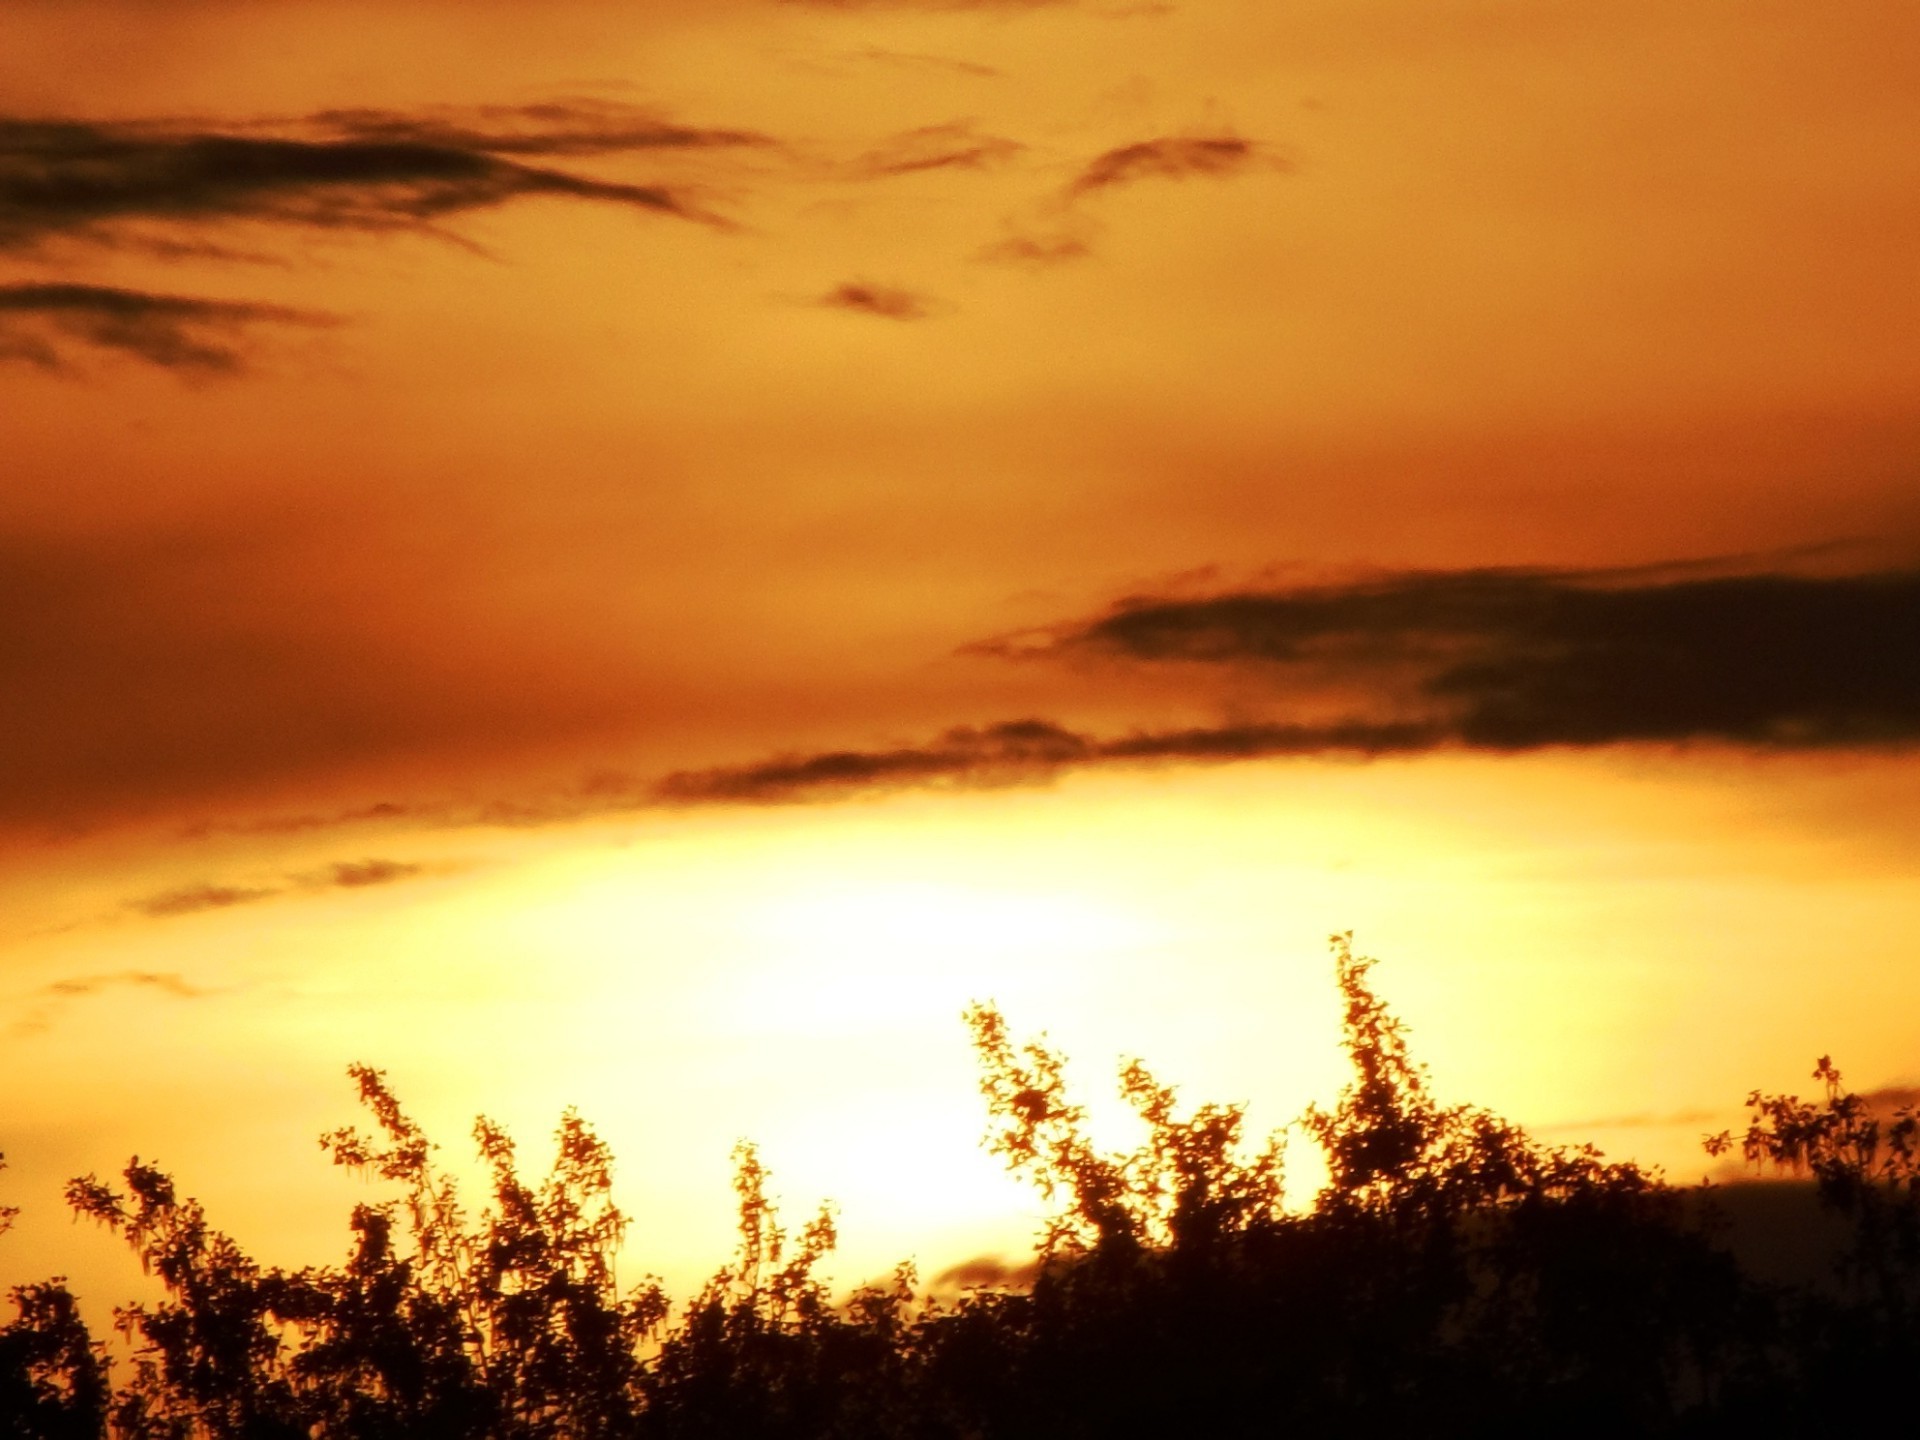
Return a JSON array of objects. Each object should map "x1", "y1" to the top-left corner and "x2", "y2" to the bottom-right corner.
[{"x1": 3, "y1": 0, "x2": 1919, "y2": 1313}]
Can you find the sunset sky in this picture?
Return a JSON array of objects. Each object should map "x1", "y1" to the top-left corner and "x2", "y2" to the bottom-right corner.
[{"x1": 3, "y1": 0, "x2": 1919, "y2": 1310}]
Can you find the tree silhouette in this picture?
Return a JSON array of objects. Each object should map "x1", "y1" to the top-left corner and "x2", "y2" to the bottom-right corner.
[{"x1": 4, "y1": 933, "x2": 1919, "y2": 1437}]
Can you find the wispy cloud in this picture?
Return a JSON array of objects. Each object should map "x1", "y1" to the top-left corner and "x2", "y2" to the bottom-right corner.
[
  {"x1": 45, "y1": 969, "x2": 210, "y2": 1001},
  {"x1": 849, "y1": 122, "x2": 1024, "y2": 178},
  {"x1": 320, "y1": 857, "x2": 423, "y2": 889},
  {"x1": 0, "y1": 282, "x2": 333, "y2": 373},
  {"x1": 0, "y1": 104, "x2": 753, "y2": 252},
  {"x1": 1066, "y1": 135, "x2": 1275, "y2": 195},
  {"x1": 304, "y1": 101, "x2": 766, "y2": 160},
  {"x1": 980, "y1": 133, "x2": 1283, "y2": 267},
  {"x1": 125, "y1": 857, "x2": 426, "y2": 920},
  {"x1": 975, "y1": 227, "x2": 1094, "y2": 267},
  {"x1": 819, "y1": 281, "x2": 936, "y2": 319},
  {"x1": 130, "y1": 882, "x2": 275, "y2": 919},
  {"x1": 11, "y1": 968, "x2": 213, "y2": 1036}
]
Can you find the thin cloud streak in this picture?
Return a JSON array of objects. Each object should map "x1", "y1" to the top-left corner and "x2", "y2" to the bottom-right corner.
[
  {"x1": 1066, "y1": 135, "x2": 1274, "y2": 195},
  {"x1": 0, "y1": 281, "x2": 333, "y2": 372},
  {"x1": 850, "y1": 123, "x2": 1024, "y2": 178},
  {"x1": 117, "y1": 857, "x2": 425, "y2": 927},
  {"x1": 304, "y1": 102, "x2": 767, "y2": 160},
  {"x1": 130, "y1": 882, "x2": 274, "y2": 919},
  {"x1": 10, "y1": 968, "x2": 213, "y2": 1037},
  {"x1": 45, "y1": 969, "x2": 209, "y2": 1001},
  {"x1": 653, "y1": 716, "x2": 1437, "y2": 805}
]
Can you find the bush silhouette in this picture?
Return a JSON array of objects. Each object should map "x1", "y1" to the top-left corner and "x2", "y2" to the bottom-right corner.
[{"x1": 2, "y1": 933, "x2": 1917, "y2": 1437}]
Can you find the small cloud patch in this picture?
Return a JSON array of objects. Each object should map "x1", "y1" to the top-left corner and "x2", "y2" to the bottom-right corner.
[{"x1": 819, "y1": 281, "x2": 936, "y2": 320}]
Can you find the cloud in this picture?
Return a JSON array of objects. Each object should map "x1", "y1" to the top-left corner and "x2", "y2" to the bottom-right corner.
[
  {"x1": 120, "y1": 857, "x2": 423, "y2": 924},
  {"x1": 850, "y1": 123, "x2": 1023, "y2": 178},
  {"x1": 851, "y1": 49, "x2": 1001, "y2": 78},
  {"x1": 10, "y1": 967, "x2": 213, "y2": 1037},
  {"x1": 44, "y1": 969, "x2": 209, "y2": 1000},
  {"x1": 322, "y1": 857, "x2": 424, "y2": 889},
  {"x1": 304, "y1": 101, "x2": 766, "y2": 160},
  {"x1": 643, "y1": 562, "x2": 1920, "y2": 808},
  {"x1": 0, "y1": 282, "x2": 333, "y2": 373},
  {"x1": 130, "y1": 882, "x2": 275, "y2": 918},
  {"x1": 977, "y1": 134, "x2": 1280, "y2": 267},
  {"x1": 653, "y1": 716, "x2": 1435, "y2": 804},
  {"x1": 1066, "y1": 135, "x2": 1276, "y2": 195},
  {"x1": 976, "y1": 228, "x2": 1094, "y2": 267},
  {"x1": 819, "y1": 281, "x2": 936, "y2": 319},
  {"x1": 0, "y1": 107, "x2": 741, "y2": 252},
  {"x1": 993, "y1": 565, "x2": 1920, "y2": 751}
]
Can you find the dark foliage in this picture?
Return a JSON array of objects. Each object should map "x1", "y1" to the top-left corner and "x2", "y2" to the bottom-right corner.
[{"x1": 3, "y1": 934, "x2": 1917, "y2": 1436}]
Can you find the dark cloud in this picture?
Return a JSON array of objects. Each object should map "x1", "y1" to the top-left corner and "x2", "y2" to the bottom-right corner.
[
  {"x1": 1067, "y1": 136, "x2": 1276, "y2": 195},
  {"x1": 129, "y1": 882, "x2": 275, "y2": 919},
  {"x1": 0, "y1": 108, "x2": 733, "y2": 252},
  {"x1": 819, "y1": 281, "x2": 935, "y2": 319},
  {"x1": 1023, "y1": 566, "x2": 1920, "y2": 751},
  {"x1": 850, "y1": 123, "x2": 1023, "y2": 178},
  {"x1": 304, "y1": 101, "x2": 766, "y2": 160},
  {"x1": 649, "y1": 563, "x2": 1920, "y2": 808},
  {"x1": 0, "y1": 281, "x2": 332, "y2": 372},
  {"x1": 653, "y1": 716, "x2": 1433, "y2": 804}
]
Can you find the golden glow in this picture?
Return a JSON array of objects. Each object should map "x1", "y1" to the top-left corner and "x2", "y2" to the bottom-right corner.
[{"x1": 2, "y1": 0, "x2": 1918, "y2": 1332}]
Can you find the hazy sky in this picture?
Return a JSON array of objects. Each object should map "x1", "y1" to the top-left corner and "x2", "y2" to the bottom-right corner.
[{"x1": 4, "y1": 0, "x2": 1919, "y2": 1308}]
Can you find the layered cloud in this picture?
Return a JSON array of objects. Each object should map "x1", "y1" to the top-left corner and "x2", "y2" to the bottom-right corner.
[
  {"x1": 1019, "y1": 565, "x2": 1920, "y2": 749},
  {"x1": 0, "y1": 281, "x2": 331, "y2": 372},
  {"x1": 0, "y1": 104, "x2": 755, "y2": 252},
  {"x1": 651, "y1": 563, "x2": 1920, "y2": 806}
]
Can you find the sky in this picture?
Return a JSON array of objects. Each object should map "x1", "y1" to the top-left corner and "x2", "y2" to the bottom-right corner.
[{"x1": 3, "y1": 0, "x2": 1919, "y2": 1311}]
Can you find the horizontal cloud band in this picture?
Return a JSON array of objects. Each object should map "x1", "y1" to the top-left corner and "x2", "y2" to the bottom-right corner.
[
  {"x1": 0, "y1": 106, "x2": 747, "y2": 249},
  {"x1": 659, "y1": 565, "x2": 1920, "y2": 804},
  {"x1": 0, "y1": 282, "x2": 331, "y2": 371},
  {"x1": 1005, "y1": 566, "x2": 1920, "y2": 749}
]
